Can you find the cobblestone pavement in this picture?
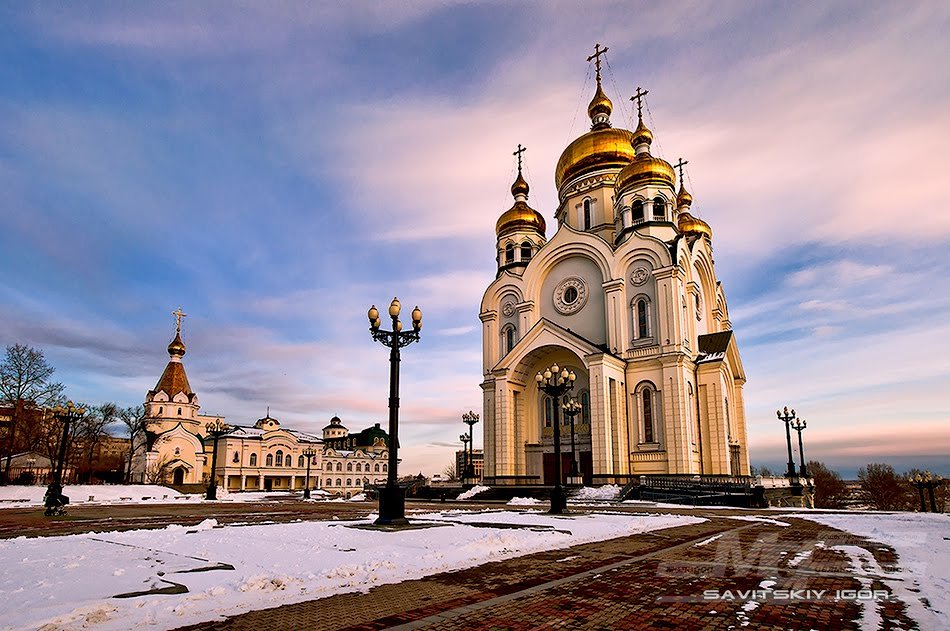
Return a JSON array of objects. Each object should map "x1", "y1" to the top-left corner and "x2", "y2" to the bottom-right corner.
[{"x1": 173, "y1": 511, "x2": 918, "y2": 631}]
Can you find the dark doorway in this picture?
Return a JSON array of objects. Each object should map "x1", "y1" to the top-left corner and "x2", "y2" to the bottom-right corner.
[
  {"x1": 580, "y1": 451, "x2": 593, "y2": 486},
  {"x1": 542, "y1": 452, "x2": 573, "y2": 485},
  {"x1": 264, "y1": 478, "x2": 273, "y2": 491},
  {"x1": 173, "y1": 468, "x2": 184, "y2": 485}
]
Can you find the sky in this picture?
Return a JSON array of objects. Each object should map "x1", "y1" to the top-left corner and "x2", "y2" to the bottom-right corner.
[{"x1": 1, "y1": 1, "x2": 948, "y2": 478}]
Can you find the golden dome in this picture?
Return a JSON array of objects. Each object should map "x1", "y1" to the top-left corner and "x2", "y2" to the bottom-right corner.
[
  {"x1": 678, "y1": 211, "x2": 712, "y2": 239},
  {"x1": 511, "y1": 170, "x2": 529, "y2": 197},
  {"x1": 587, "y1": 82, "x2": 612, "y2": 121},
  {"x1": 496, "y1": 201, "x2": 546, "y2": 236},
  {"x1": 615, "y1": 154, "x2": 675, "y2": 192},
  {"x1": 167, "y1": 332, "x2": 186, "y2": 357},
  {"x1": 676, "y1": 184, "x2": 693, "y2": 209},
  {"x1": 555, "y1": 127, "x2": 635, "y2": 190},
  {"x1": 631, "y1": 118, "x2": 653, "y2": 147}
]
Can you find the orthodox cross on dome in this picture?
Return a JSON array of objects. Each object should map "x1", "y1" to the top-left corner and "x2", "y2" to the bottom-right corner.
[
  {"x1": 674, "y1": 158, "x2": 689, "y2": 183},
  {"x1": 172, "y1": 307, "x2": 187, "y2": 333},
  {"x1": 631, "y1": 87, "x2": 649, "y2": 120},
  {"x1": 513, "y1": 143, "x2": 527, "y2": 173},
  {"x1": 587, "y1": 43, "x2": 609, "y2": 83}
]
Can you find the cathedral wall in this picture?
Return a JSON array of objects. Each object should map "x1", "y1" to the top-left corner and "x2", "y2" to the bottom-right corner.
[{"x1": 538, "y1": 255, "x2": 607, "y2": 345}]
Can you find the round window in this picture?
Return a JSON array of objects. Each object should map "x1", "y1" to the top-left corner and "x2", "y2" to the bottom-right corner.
[{"x1": 564, "y1": 286, "x2": 578, "y2": 304}]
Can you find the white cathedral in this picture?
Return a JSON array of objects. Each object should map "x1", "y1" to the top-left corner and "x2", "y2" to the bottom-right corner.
[{"x1": 480, "y1": 53, "x2": 749, "y2": 486}]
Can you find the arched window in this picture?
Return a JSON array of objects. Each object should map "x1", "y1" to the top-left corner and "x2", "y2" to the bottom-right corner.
[
  {"x1": 336, "y1": 478, "x2": 341, "y2": 486},
  {"x1": 356, "y1": 462, "x2": 362, "y2": 472},
  {"x1": 652, "y1": 196, "x2": 665, "y2": 220},
  {"x1": 583, "y1": 198, "x2": 592, "y2": 229},
  {"x1": 158, "y1": 406, "x2": 163, "y2": 415},
  {"x1": 174, "y1": 447, "x2": 180, "y2": 456},
  {"x1": 346, "y1": 478, "x2": 352, "y2": 486},
  {"x1": 544, "y1": 396, "x2": 554, "y2": 427},
  {"x1": 642, "y1": 389, "x2": 654, "y2": 443},
  {"x1": 521, "y1": 241, "x2": 532, "y2": 261},
  {"x1": 383, "y1": 463, "x2": 388, "y2": 472},
  {"x1": 232, "y1": 451, "x2": 239, "y2": 463},
  {"x1": 637, "y1": 299, "x2": 649, "y2": 338},
  {"x1": 298, "y1": 455, "x2": 304, "y2": 468},
  {"x1": 347, "y1": 462, "x2": 353, "y2": 471},
  {"x1": 275, "y1": 450, "x2": 283, "y2": 466},
  {"x1": 326, "y1": 478, "x2": 333, "y2": 486},
  {"x1": 374, "y1": 463, "x2": 380, "y2": 472},
  {"x1": 249, "y1": 453, "x2": 257, "y2": 466},
  {"x1": 580, "y1": 391, "x2": 591, "y2": 425},
  {"x1": 266, "y1": 453, "x2": 274, "y2": 467},
  {"x1": 363, "y1": 477, "x2": 369, "y2": 485},
  {"x1": 177, "y1": 407, "x2": 182, "y2": 416},
  {"x1": 502, "y1": 325, "x2": 516, "y2": 355},
  {"x1": 336, "y1": 462, "x2": 342, "y2": 471},
  {"x1": 632, "y1": 201, "x2": 644, "y2": 223},
  {"x1": 505, "y1": 243, "x2": 514, "y2": 264},
  {"x1": 636, "y1": 382, "x2": 661, "y2": 445}
]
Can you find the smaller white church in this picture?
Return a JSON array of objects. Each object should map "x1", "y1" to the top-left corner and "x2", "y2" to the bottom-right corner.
[{"x1": 480, "y1": 50, "x2": 749, "y2": 486}]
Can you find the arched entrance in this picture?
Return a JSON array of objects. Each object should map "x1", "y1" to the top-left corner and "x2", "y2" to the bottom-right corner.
[{"x1": 173, "y1": 467, "x2": 185, "y2": 485}]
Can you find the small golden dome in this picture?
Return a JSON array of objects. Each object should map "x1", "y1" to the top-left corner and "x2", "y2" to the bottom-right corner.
[
  {"x1": 631, "y1": 118, "x2": 653, "y2": 147},
  {"x1": 511, "y1": 170, "x2": 529, "y2": 197},
  {"x1": 555, "y1": 127, "x2": 635, "y2": 191},
  {"x1": 167, "y1": 332, "x2": 186, "y2": 357},
  {"x1": 678, "y1": 211, "x2": 712, "y2": 239},
  {"x1": 676, "y1": 184, "x2": 693, "y2": 209},
  {"x1": 587, "y1": 82, "x2": 612, "y2": 121},
  {"x1": 496, "y1": 201, "x2": 546, "y2": 237},
  {"x1": 615, "y1": 154, "x2": 675, "y2": 192}
]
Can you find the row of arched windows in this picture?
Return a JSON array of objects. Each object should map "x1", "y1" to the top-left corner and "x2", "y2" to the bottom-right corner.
[
  {"x1": 327, "y1": 461, "x2": 386, "y2": 473},
  {"x1": 503, "y1": 241, "x2": 535, "y2": 265},
  {"x1": 630, "y1": 197, "x2": 667, "y2": 223},
  {"x1": 542, "y1": 391, "x2": 591, "y2": 427}
]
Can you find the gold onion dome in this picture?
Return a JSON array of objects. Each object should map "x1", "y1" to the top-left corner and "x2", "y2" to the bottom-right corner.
[
  {"x1": 631, "y1": 117, "x2": 653, "y2": 147},
  {"x1": 587, "y1": 82, "x2": 612, "y2": 122},
  {"x1": 676, "y1": 183, "x2": 693, "y2": 209},
  {"x1": 678, "y1": 211, "x2": 713, "y2": 239},
  {"x1": 614, "y1": 117, "x2": 674, "y2": 192},
  {"x1": 555, "y1": 128, "x2": 635, "y2": 190},
  {"x1": 497, "y1": 170, "x2": 545, "y2": 237},
  {"x1": 167, "y1": 332, "x2": 186, "y2": 357},
  {"x1": 510, "y1": 170, "x2": 529, "y2": 197}
]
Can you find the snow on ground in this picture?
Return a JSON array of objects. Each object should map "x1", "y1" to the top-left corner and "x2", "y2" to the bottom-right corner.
[
  {"x1": 570, "y1": 485, "x2": 621, "y2": 501},
  {"x1": 0, "y1": 486, "x2": 339, "y2": 508},
  {"x1": 790, "y1": 511, "x2": 950, "y2": 631},
  {"x1": 507, "y1": 497, "x2": 543, "y2": 505},
  {"x1": 456, "y1": 485, "x2": 490, "y2": 500},
  {"x1": 0, "y1": 510, "x2": 704, "y2": 631}
]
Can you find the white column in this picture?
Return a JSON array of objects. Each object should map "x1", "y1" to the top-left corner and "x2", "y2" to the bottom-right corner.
[{"x1": 241, "y1": 475, "x2": 246, "y2": 490}]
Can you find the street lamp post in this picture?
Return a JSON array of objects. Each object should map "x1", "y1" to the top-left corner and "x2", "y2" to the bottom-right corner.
[
  {"x1": 302, "y1": 447, "x2": 318, "y2": 499},
  {"x1": 45, "y1": 401, "x2": 85, "y2": 516},
  {"x1": 536, "y1": 364, "x2": 576, "y2": 514},
  {"x1": 911, "y1": 472, "x2": 942, "y2": 513},
  {"x1": 459, "y1": 432, "x2": 471, "y2": 485},
  {"x1": 367, "y1": 298, "x2": 422, "y2": 526},
  {"x1": 776, "y1": 406, "x2": 798, "y2": 478},
  {"x1": 791, "y1": 418, "x2": 808, "y2": 477},
  {"x1": 205, "y1": 419, "x2": 231, "y2": 500},
  {"x1": 562, "y1": 398, "x2": 582, "y2": 485},
  {"x1": 462, "y1": 410, "x2": 479, "y2": 484}
]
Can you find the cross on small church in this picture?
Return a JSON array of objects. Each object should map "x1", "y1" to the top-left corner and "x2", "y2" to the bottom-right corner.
[
  {"x1": 513, "y1": 144, "x2": 526, "y2": 172},
  {"x1": 172, "y1": 307, "x2": 187, "y2": 333},
  {"x1": 630, "y1": 87, "x2": 649, "y2": 119},
  {"x1": 674, "y1": 158, "x2": 689, "y2": 183},
  {"x1": 586, "y1": 43, "x2": 609, "y2": 81}
]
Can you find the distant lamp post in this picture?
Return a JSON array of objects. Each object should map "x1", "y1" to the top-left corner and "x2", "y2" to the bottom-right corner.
[
  {"x1": 46, "y1": 401, "x2": 85, "y2": 516},
  {"x1": 911, "y1": 471, "x2": 942, "y2": 513},
  {"x1": 459, "y1": 432, "x2": 471, "y2": 484},
  {"x1": 367, "y1": 298, "x2": 422, "y2": 526},
  {"x1": 536, "y1": 364, "x2": 576, "y2": 514},
  {"x1": 205, "y1": 419, "x2": 231, "y2": 500},
  {"x1": 562, "y1": 397, "x2": 582, "y2": 485},
  {"x1": 791, "y1": 418, "x2": 808, "y2": 477},
  {"x1": 776, "y1": 406, "x2": 798, "y2": 478},
  {"x1": 302, "y1": 447, "x2": 318, "y2": 499},
  {"x1": 462, "y1": 410, "x2": 479, "y2": 484}
]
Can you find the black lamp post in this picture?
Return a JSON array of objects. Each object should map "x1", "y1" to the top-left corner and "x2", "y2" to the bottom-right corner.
[
  {"x1": 536, "y1": 364, "x2": 576, "y2": 514},
  {"x1": 776, "y1": 406, "x2": 798, "y2": 478},
  {"x1": 462, "y1": 410, "x2": 479, "y2": 483},
  {"x1": 302, "y1": 447, "x2": 318, "y2": 499},
  {"x1": 911, "y1": 471, "x2": 942, "y2": 513},
  {"x1": 791, "y1": 417, "x2": 808, "y2": 477},
  {"x1": 205, "y1": 419, "x2": 231, "y2": 500},
  {"x1": 562, "y1": 397, "x2": 582, "y2": 484},
  {"x1": 367, "y1": 298, "x2": 422, "y2": 526},
  {"x1": 45, "y1": 401, "x2": 84, "y2": 516},
  {"x1": 459, "y1": 432, "x2": 471, "y2": 484}
]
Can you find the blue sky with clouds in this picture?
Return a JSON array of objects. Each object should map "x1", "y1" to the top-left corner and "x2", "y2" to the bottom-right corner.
[{"x1": 2, "y1": 2, "x2": 948, "y2": 477}]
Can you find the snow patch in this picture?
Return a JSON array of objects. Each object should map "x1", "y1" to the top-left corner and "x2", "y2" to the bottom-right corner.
[{"x1": 457, "y1": 485, "x2": 490, "y2": 500}]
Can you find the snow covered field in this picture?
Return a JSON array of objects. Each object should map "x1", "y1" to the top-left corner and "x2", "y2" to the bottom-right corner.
[
  {"x1": 0, "y1": 509, "x2": 704, "y2": 630},
  {"x1": 0, "y1": 485, "x2": 332, "y2": 507}
]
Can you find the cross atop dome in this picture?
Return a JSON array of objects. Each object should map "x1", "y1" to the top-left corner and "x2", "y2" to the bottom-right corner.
[
  {"x1": 631, "y1": 86, "x2": 649, "y2": 121},
  {"x1": 586, "y1": 44, "x2": 614, "y2": 129},
  {"x1": 586, "y1": 43, "x2": 609, "y2": 84}
]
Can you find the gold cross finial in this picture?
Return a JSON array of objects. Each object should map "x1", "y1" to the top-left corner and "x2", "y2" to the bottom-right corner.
[
  {"x1": 172, "y1": 307, "x2": 187, "y2": 333},
  {"x1": 631, "y1": 86, "x2": 649, "y2": 121},
  {"x1": 674, "y1": 158, "x2": 689, "y2": 183},
  {"x1": 513, "y1": 144, "x2": 526, "y2": 173},
  {"x1": 587, "y1": 43, "x2": 609, "y2": 84}
]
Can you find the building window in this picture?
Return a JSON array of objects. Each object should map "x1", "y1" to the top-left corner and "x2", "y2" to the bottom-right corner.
[
  {"x1": 298, "y1": 455, "x2": 304, "y2": 468},
  {"x1": 174, "y1": 447, "x2": 180, "y2": 457},
  {"x1": 631, "y1": 296, "x2": 652, "y2": 340},
  {"x1": 502, "y1": 325, "x2": 516, "y2": 355},
  {"x1": 266, "y1": 454, "x2": 273, "y2": 466},
  {"x1": 520, "y1": 241, "x2": 532, "y2": 261},
  {"x1": 275, "y1": 450, "x2": 283, "y2": 466},
  {"x1": 336, "y1": 462, "x2": 342, "y2": 471},
  {"x1": 636, "y1": 382, "x2": 661, "y2": 445},
  {"x1": 158, "y1": 406, "x2": 163, "y2": 415},
  {"x1": 347, "y1": 462, "x2": 353, "y2": 471},
  {"x1": 250, "y1": 453, "x2": 257, "y2": 466},
  {"x1": 653, "y1": 196, "x2": 665, "y2": 220},
  {"x1": 346, "y1": 478, "x2": 352, "y2": 486},
  {"x1": 326, "y1": 478, "x2": 332, "y2": 486},
  {"x1": 177, "y1": 407, "x2": 182, "y2": 416},
  {"x1": 505, "y1": 243, "x2": 514, "y2": 264},
  {"x1": 383, "y1": 463, "x2": 387, "y2": 472},
  {"x1": 356, "y1": 462, "x2": 362, "y2": 472},
  {"x1": 544, "y1": 396, "x2": 554, "y2": 427},
  {"x1": 642, "y1": 389, "x2": 654, "y2": 443},
  {"x1": 583, "y1": 198, "x2": 592, "y2": 229},
  {"x1": 374, "y1": 463, "x2": 380, "y2": 472},
  {"x1": 580, "y1": 390, "x2": 591, "y2": 424},
  {"x1": 336, "y1": 478, "x2": 341, "y2": 486},
  {"x1": 632, "y1": 201, "x2": 644, "y2": 223},
  {"x1": 232, "y1": 452, "x2": 239, "y2": 463}
]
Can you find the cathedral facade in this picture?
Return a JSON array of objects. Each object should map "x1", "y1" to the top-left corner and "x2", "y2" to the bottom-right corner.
[{"x1": 480, "y1": 56, "x2": 749, "y2": 486}]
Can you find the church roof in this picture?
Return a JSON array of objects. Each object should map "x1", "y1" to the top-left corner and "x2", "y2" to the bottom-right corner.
[
  {"x1": 225, "y1": 424, "x2": 323, "y2": 443},
  {"x1": 150, "y1": 361, "x2": 194, "y2": 400}
]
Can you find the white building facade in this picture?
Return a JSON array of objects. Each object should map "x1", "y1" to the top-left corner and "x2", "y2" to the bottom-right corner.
[{"x1": 481, "y1": 60, "x2": 749, "y2": 486}]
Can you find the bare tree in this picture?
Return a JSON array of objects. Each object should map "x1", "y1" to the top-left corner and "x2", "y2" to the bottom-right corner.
[
  {"x1": 808, "y1": 460, "x2": 850, "y2": 509},
  {"x1": 119, "y1": 405, "x2": 148, "y2": 483},
  {"x1": 858, "y1": 463, "x2": 911, "y2": 511},
  {"x1": 74, "y1": 403, "x2": 118, "y2": 483},
  {"x1": 0, "y1": 344, "x2": 64, "y2": 482},
  {"x1": 441, "y1": 463, "x2": 459, "y2": 481},
  {"x1": 145, "y1": 454, "x2": 172, "y2": 485}
]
